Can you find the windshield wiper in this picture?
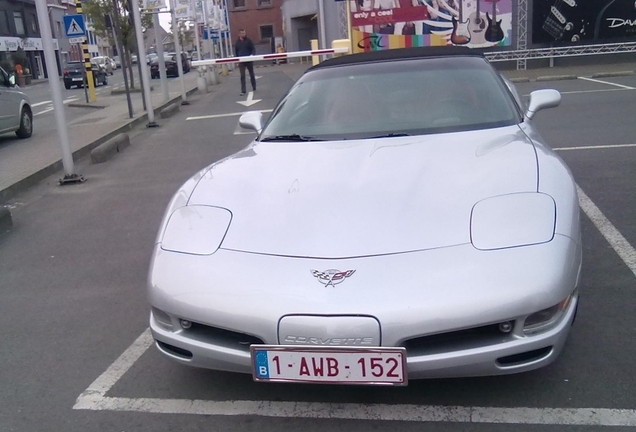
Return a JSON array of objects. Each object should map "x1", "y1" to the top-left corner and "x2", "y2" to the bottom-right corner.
[
  {"x1": 260, "y1": 134, "x2": 324, "y2": 142},
  {"x1": 366, "y1": 133, "x2": 411, "y2": 139}
]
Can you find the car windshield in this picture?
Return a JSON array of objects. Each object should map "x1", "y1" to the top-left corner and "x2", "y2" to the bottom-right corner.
[{"x1": 260, "y1": 56, "x2": 522, "y2": 141}]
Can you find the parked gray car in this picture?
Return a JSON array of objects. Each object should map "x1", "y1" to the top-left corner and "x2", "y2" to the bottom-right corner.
[{"x1": 0, "y1": 66, "x2": 33, "y2": 139}]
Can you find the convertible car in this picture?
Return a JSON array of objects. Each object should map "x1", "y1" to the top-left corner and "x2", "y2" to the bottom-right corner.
[{"x1": 148, "y1": 47, "x2": 581, "y2": 385}]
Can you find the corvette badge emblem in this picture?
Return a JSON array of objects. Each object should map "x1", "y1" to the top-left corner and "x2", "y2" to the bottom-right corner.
[{"x1": 311, "y1": 269, "x2": 356, "y2": 287}]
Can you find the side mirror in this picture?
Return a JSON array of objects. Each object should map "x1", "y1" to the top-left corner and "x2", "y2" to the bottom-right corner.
[
  {"x1": 9, "y1": 73, "x2": 16, "y2": 86},
  {"x1": 239, "y1": 111, "x2": 263, "y2": 134},
  {"x1": 525, "y1": 89, "x2": 561, "y2": 120}
]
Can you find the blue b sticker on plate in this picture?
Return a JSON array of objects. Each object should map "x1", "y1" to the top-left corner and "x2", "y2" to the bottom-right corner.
[{"x1": 253, "y1": 350, "x2": 269, "y2": 379}]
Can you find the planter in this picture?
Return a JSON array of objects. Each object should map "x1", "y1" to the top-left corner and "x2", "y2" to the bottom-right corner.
[
  {"x1": 24, "y1": 74, "x2": 32, "y2": 85},
  {"x1": 17, "y1": 75, "x2": 26, "y2": 87}
]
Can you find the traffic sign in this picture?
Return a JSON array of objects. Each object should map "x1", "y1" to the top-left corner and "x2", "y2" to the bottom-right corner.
[
  {"x1": 68, "y1": 37, "x2": 85, "y2": 44},
  {"x1": 64, "y1": 15, "x2": 86, "y2": 37}
]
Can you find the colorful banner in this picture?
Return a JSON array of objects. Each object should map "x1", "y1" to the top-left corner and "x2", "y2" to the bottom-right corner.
[
  {"x1": 532, "y1": 0, "x2": 636, "y2": 44},
  {"x1": 350, "y1": 0, "x2": 512, "y2": 52}
]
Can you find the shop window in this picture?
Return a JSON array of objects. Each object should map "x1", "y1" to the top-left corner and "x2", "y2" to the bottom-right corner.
[{"x1": 13, "y1": 11, "x2": 25, "y2": 35}]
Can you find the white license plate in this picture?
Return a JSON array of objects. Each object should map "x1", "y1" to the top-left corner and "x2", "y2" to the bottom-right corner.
[
  {"x1": 251, "y1": 345, "x2": 407, "y2": 385},
  {"x1": 72, "y1": 78, "x2": 82, "y2": 81}
]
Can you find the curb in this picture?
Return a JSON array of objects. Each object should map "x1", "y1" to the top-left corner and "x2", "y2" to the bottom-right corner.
[
  {"x1": 90, "y1": 133, "x2": 131, "y2": 164},
  {"x1": 160, "y1": 103, "x2": 180, "y2": 119},
  {"x1": 0, "y1": 85, "x2": 199, "y2": 204},
  {"x1": 591, "y1": 71, "x2": 636, "y2": 78},
  {"x1": 111, "y1": 86, "x2": 154, "y2": 95},
  {"x1": 68, "y1": 102, "x2": 109, "y2": 109},
  {"x1": 536, "y1": 75, "x2": 578, "y2": 82}
]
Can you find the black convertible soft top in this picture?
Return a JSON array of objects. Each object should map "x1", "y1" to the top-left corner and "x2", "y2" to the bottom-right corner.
[{"x1": 309, "y1": 46, "x2": 482, "y2": 71}]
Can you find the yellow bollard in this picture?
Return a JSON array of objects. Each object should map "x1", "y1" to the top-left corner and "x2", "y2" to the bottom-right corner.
[
  {"x1": 331, "y1": 39, "x2": 351, "y2": 57},
  {"x1": 311, "y1": 39, "x2": 319, "y2": 66}
]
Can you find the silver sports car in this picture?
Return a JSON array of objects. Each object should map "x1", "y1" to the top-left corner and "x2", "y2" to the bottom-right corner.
[{"x1": 148, "y1": 47, "x2": 581, "y2": 385}]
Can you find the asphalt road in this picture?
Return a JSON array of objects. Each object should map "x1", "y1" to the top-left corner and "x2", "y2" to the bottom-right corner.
[{"x1": 0, "y1": 69, "x2": 635, "y2": 431}]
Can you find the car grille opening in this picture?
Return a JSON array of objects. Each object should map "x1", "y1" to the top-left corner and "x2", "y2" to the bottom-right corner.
[
  {"x1": 156, "y1": 341, "x2": 193, "y2": 359},
  {"x1": 496, "y1": 346, "x2": 552, "y2": 367},
  {"x1": 184, "y1": 322, "x2": 264, "y2": 352},
  {"x1": 402, "y1": 323, "x2": 513, "y2": 355}
]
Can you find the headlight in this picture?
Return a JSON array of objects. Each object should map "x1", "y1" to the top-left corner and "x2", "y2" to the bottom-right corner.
[
  {"x1": 470, "y1": 193, "x2": 556, "y2": 250},
  {"x1": 160, "y1": 205, "x2": 232, "y2": 255},
  {"x1": 523, "y1": 294, "x2": 573, "y2": 335}
]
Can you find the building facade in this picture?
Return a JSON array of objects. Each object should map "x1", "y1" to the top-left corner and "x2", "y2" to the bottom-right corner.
[
  {"x1": 227, "y1": 0, "x2": 284, "y2": 54},
  {"x1": 280, "y1": 0, "x2": 344, "y2": 53},
  {"x1": 0, "y1": 0, "x2": 58, "y2": 79}
]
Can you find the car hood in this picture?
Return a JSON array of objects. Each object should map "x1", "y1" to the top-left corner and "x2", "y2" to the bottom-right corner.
[{"x1": 187, "y1": 125, "x2": 538, "y2": 258}]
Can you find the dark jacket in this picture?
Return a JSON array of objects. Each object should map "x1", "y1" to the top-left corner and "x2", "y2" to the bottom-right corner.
[{"x1": 235, "y1": 37, "x2": 256, "y2": 57}]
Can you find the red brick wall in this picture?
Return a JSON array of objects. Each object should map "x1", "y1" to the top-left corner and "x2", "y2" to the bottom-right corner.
[{"x1": 228, "y1": 0, "x2": 283, "y2": 53}]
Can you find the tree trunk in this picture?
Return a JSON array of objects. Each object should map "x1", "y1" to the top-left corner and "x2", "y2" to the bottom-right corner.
[{"x1": 126, "y1": 51, "x2": 135, "y2": 89}]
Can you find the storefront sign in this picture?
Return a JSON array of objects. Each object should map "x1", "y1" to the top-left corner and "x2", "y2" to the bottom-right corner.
[{"x1": 0, "y1": 37, "x2": 58, "y2": 52}]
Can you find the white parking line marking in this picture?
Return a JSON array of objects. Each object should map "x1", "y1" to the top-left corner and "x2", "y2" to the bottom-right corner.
[
  {"x1": 74, "y1": 325, "x2": 636, "y2": 425},
  {"x1": 578, "y1": 76, "x2": 636, "y2": 90},
  {"x1": 34, "y1": 108, "x2": 54, "y2": 117},
  {"x1": 560, "y1": 88, "x2": 627, "y2": 95},
  {"x1": 577, "y1": 185, "x2": 636, "y2": 279},
  {"x1": 186, "y1": 109, "x2": 273, "y2": 121},
  {"x1": 31, "y1": 100, "x2": 52, "y2": 108},
  {"x1": 63, "y1": 98, "x2": 78, "y2": 104},
  {"x1": 554, "y1": 143, "x2": 636, "y2": 151}
]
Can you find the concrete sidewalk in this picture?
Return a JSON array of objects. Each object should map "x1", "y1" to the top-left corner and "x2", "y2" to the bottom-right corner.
[
  {"x1": 2, "y1": 56, "x2": 635, "y2": 206},
  {"x1": 0, "y1": 70, "x2": 204, "y2": 204}
]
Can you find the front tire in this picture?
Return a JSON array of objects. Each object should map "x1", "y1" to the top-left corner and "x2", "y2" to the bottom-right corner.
[{"x1": 15, "y1": 107, "x2": 33, "y2": 139}]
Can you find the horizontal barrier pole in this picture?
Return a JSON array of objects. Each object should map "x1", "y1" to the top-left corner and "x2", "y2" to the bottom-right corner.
[{"x1": 191, "y1": 47, "x2": 350, "y2": 67}]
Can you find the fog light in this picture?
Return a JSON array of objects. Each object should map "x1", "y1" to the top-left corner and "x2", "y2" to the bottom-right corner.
[
  {"x1": 180, "y1": 319, "x2": 192, "y2": 329},
  {"x1": 499, "y1": 321, "x2": 513, "y2": 333},
  {"x1": 524, "y1": 295, "x2": 572, "y2": 334}
]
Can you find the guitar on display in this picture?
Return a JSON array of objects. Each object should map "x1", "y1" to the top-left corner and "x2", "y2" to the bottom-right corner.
[
  {"x1": 451, "y1": 0, "x2": 472, "y2": 44},
  {"x1": 541, "y1": 0, "x2": 589, "y2": 42},
  {"x1": 485, "y1": 0, "x2": 504, "y2": 42},
  {"x1": 467, "y1": 0, "x2": 487, "y2": 44}
]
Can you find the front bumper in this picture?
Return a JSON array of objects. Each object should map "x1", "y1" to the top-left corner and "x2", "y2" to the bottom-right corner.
[
  {"x1": 149, "y1": 235, "x2": 581, "y2": 380},
  {"x1": 150, "y1": 294, "x2": 577, "y2": 378}
]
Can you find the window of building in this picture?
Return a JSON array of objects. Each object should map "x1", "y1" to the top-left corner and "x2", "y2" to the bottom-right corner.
[
  {"x1": 30, "y1": 14, "x2": 38, "y2": 34},
  {"x1": 233, "y1": 0, "x2": 246, "y2": 8},
  {"x1": 259, "y1": 24, "x2": 273, "y2": 41},
  {"x1": 258, "y1": 0, "x2": 271, "y2": 6},
  {"x1": 13, "y1": 11, "x2": 25, "y2": 35},
  {"x1": 56, "y1": 21, "x2": 63, "y2": 38},
  {"x1": 0, "y1": 10, "x2": 10, "y2": 35}
]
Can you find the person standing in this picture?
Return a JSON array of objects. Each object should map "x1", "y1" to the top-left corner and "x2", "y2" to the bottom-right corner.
[{"x1": 235, "y1": 29, "x2": 256, "y2": 96}]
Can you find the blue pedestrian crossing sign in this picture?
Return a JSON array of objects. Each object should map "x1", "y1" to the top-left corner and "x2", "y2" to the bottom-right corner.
[{"x1": 63, "y1": 15, "x2": 86, "y2": 37}]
